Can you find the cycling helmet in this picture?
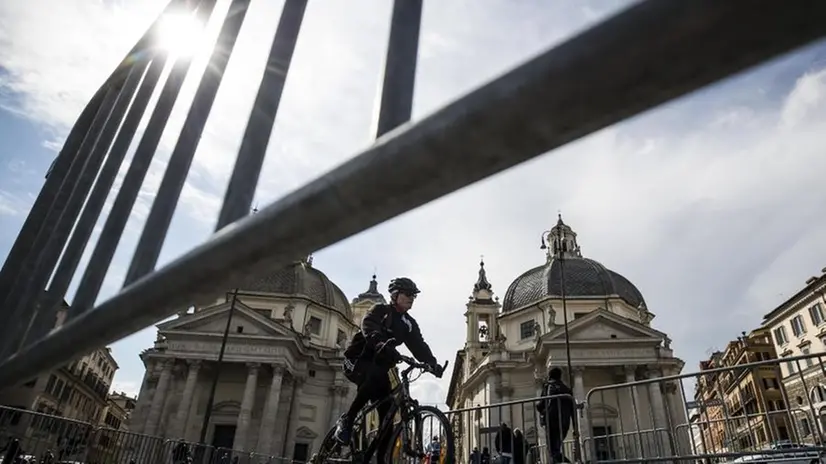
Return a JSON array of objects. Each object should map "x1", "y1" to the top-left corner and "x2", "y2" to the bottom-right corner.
[{"x1": 388, "y1": 277, "x2": 420, "y2": 295}]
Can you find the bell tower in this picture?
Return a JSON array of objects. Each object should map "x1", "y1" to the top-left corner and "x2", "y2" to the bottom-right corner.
[
  {"x1": 351, "y1": 274, "x2": 386, "y2": 325},
  {"x1": 464, "y1": 258, "x2": 501, "y2": 373}
]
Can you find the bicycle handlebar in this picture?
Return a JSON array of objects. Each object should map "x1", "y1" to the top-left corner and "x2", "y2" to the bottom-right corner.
[{"x1": 396, "y1": 354, "x2": 449, "y2": 378}]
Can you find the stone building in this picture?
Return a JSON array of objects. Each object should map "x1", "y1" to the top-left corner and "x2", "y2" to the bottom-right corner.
[
  {"x1": 0, "y1": 343, "x2": 118, "y2": 462},
  {"x1": 446, "y1": 216, "x2": 688, "y2": 462},
  {"x1": 761, "y1": 267, "x2": 826, "y2": 445},
  {"x1": 101, "y1": 391, "x2": 136, "y2": 431},
  {"x1": 693, "y1": 328, "x2": 789, "y2": 454},
  {"x1": 0, "y1": 344, "x2": 117, "y2": 425},
  {"x1": 129, "y1": 258, "x2": 382, "y2": 461}
]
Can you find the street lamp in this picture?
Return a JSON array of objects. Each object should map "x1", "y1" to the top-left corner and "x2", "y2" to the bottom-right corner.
[
  {"x1": 539, "y1": 228, "x2": 582, "y2": 463},
  {"x1": 198, "y1": 206, "x2": 258, "y2": 446}
]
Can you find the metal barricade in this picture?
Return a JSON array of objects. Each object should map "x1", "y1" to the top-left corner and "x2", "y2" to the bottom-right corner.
[
  {"x1": 445, "y1": 394, "x2": 578, "y2": 464},
  {"x1": 0, "y1": 404, "x2": 315, "y2": 463},
  {"x1": 91, "y1": 428, "x2": 166, "y2": 463},
  {"x1": 161, "y1": 438, "x2": 219, "y2": 464},
  {"x1": 0, "y1": 405, "x2": 96, "y2": 462},
  {"x1": 209, "y1": 447, "x2": 283, "y2": 463},
  {"x1": 584, "y1": 351, "x2": 826, "y2": 463},
  {"x1": 1, "y1": 0, "x2": 825, "y2": 387}
]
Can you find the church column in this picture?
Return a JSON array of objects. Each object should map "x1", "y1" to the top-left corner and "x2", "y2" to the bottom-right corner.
[
  {"x1": 332, "y1": 385, "x2": 350, "y2": 428},
  {"x1": 144, "y1": 358, "x2": 173, "y2": 436},
  {"x1": 573, "y1": 367, "x2": 589, "y2": 457},
  {"x1": 172, "y1": 360, "x2": 201, "y2": 438},
  {"x1": 257, "y1": 364, "x2": 285, "y2": 456},
  {"x1": 647, "y1": 367, "x2": 672, "y2": 456},
  {"x1": 129, "y1": 360, "x2": 154, "y2": 433},
  {"x1": 623, "y1": 365, "x2": 642, "y2": 459},
  {"x1": 283, "y1": 376, "x2": 304, "y2": 458},
  {"x1": 234, "y1": 362, "x2": 261, "y2": 451}
]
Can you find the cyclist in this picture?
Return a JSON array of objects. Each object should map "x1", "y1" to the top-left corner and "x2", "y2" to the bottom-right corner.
[
  {"x1": 425, "y1": 436, "x2": 441, "y2": 463},
  {"x1": 334, "y1": 277, "x2": 444, "y2": 450}
]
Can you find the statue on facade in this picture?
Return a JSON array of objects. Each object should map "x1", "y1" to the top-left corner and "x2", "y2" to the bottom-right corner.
[
  {"x1": 302, "y1": 320, "x2": 312, "y2": 339},
  {"x1": 336, "y1": 330, "x2": 348, "y2": 348},
  {"x1": 533, "y1": 321, "x2": 542, "y2": 342},
  {"x1": 283, "y1": 304, "x2": 294, "y2": 326}
]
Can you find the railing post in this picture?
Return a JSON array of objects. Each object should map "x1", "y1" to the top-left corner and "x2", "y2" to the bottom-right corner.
[{"x1": 373, "y1": 0, "x2": 423, "y2": 139}]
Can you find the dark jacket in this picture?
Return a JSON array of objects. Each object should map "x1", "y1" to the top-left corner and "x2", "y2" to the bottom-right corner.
[
  {"x1": 494, "y1": 424, "x2": 513, "y2": 454},
  {"x1": 344, "y1": 303, "x2": 437, "y2": 367},
  {"x1": 513, "y1": 432, "x2": 526, "y2": 464},
  {"x1": 536, "y1": 378, "x2": 575, "y2": 430}
]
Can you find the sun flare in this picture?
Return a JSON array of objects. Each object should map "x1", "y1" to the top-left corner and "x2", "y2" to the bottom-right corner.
[{"x1": 156, "y1": 12, "x2": 204, "y2": 58}]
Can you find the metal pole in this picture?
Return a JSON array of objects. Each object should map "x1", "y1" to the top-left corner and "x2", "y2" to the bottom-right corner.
[
  {"x1": 198, "y1": 288, "x2": 238, "y2": 445},
  {"x1": 558, "y1": 254, "x2": 582, "y2": 463},
  {"x1": 373, "y1": 0, "x2": 422, "y2": 139}
]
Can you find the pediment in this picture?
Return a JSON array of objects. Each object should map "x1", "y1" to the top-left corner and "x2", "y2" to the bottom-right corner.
[
  {"x1": 295, "y1": 426, "x2": 317, "y2": 439},
  {"x1": 545, "y1": 309, "x2": 665, "y2": 342},
  {"x1": 158, "y1": 301, "x2": 293, "y2": 337}
]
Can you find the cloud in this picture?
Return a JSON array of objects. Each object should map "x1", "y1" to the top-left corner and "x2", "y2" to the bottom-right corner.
[
  {"x1": 110, "y1": 379, "x2": 140, "y2": 398},
  {"x1": 2, "y1": 0, "x2": 826, "y2": 415},
  {"x1": 0, "y1": 190, "x2": 26, "y2": 216}
]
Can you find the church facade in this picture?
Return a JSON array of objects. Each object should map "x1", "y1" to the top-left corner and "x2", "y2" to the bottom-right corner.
[
  {"x1": 128, "y1": 259, "x2": 385, "y2": 460},
  {"x1": 446, "y1": 217, "x2": 689, "y2": 462}
]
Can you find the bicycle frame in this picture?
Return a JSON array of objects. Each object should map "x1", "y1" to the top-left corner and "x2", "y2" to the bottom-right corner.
[{"x1": 350, "y1": 361, "x2": 423, "y2": 462}]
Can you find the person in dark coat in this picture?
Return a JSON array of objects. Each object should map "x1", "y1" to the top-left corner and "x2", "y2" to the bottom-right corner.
[
  {"x1": 494, "y1": 422, "x2": 513, "y2": 464},
  {"x1": 512, "y1": 428, "x2": 526, "y2": 464},
  {"x1": 334, "y1": 277, "x2": 444, "y2": 461},
  {"x1": 469, "y1": 447, "x2": 481, "y2": 464},
  {"x1": 536, "y1": 367, "x2": 575, "y2": 463}
]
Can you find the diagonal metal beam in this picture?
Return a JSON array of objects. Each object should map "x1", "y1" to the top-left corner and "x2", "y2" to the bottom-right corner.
[{"x1": 0, "y1": 0, "x2": 825, "y2": 386}]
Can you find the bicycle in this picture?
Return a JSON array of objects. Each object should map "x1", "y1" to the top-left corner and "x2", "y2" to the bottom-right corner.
[{"x1": 312, "y1": 354, "x2": 454, "y2": 464}]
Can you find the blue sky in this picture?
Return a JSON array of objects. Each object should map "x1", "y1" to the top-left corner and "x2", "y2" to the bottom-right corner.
[{"x1": 3, "y1": 0, "x2": 826, "y2": 406}]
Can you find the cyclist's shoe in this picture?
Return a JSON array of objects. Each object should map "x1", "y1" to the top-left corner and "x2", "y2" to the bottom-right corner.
[{"x1": 334, "y1": 416, "x2": 352, "y2": 444}]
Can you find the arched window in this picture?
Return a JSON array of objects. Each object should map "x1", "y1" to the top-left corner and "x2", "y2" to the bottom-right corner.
[{"x1": 810, "y1": 384, "x2": 826, "y2": 403}]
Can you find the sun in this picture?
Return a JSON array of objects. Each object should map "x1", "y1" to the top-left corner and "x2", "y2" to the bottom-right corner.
[{"x1": 156, "y1": 12, "x2": 204, "y2": 58}]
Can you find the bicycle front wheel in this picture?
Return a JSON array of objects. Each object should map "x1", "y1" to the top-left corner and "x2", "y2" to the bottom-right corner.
[{"x1": 386, "y1": 405, "x2": 455, "y2": 464}]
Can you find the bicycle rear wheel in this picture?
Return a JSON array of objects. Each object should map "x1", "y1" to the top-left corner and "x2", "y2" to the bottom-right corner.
[
  {"x1": 312, "y1": 420, "x2": 360, "y2": 464},
  {"x1": 386, "y1": 405, "x2": 454, "y2": 464}
]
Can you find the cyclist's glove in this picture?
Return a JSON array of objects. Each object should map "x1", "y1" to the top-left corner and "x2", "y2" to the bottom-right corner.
[
  {"x1": 429, "y1": 362, "x2": 445, "y2": 378},
  {"x1": 376, "y1": 338, "x2": 400, "y2": 360}
]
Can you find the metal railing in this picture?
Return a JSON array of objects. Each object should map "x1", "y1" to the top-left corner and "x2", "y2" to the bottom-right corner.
[
  {"x1": 4, "y1": 353, "x2": 826, "y2": 463},
  {"x1": 438, "y1": 394, "x2": 579, "y2": 464},
  {"x1": 583, "y1": 352, "x2": 826, "y2": 463},
  {"x1": 1, "y1": 0, "x2": 826, "y2": 388},
  {"x1": 0, "y1": 405, "x2": 302, "y2": 463}
]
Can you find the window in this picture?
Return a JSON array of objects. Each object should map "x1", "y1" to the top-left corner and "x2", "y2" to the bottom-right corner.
[
  {"x1": 801, "y1": 417, "x2": 812, "y2": 436},
  {"x1": 762, "y1": 378, "x2": 779, "y2": 390},
  {"x1": 520, "y1": 320, "x2": 536, "y2": 340},
  {"x1": 811, "y1": 303, "x2": 825, "y2": 326},
  {"x1": 785, "y1": 357, "x2": 798, "y2": 375},
  {"x1": 307, "y1": 316, "x2": 322, "y2": 335},
  {"x1": 236, "y1": 325, "x2": 244, "y2": 333},
  {"x1": 802, "y1": 346, "x2": 815, "y2": 367},
  {"x1": 774, "y1": 327, "x2": 788, "y2": 345},
  {"x1": 791, "y1": 315, "x2": 807, "y2": 337},
  {"x1": 573, "y1": 312, "x2": 588, "y2": 319},
  {"x1": 811, "y1": 385, "x2": 826, "y2": 403}
]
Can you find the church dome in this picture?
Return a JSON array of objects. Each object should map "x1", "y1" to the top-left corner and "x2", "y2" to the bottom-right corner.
[
  {"x1": 240, "y1": 258, "x2": 352, "y2": 318},
  {"x1": 501, "y1": 216, "x2": 646, "y2": 313}
]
